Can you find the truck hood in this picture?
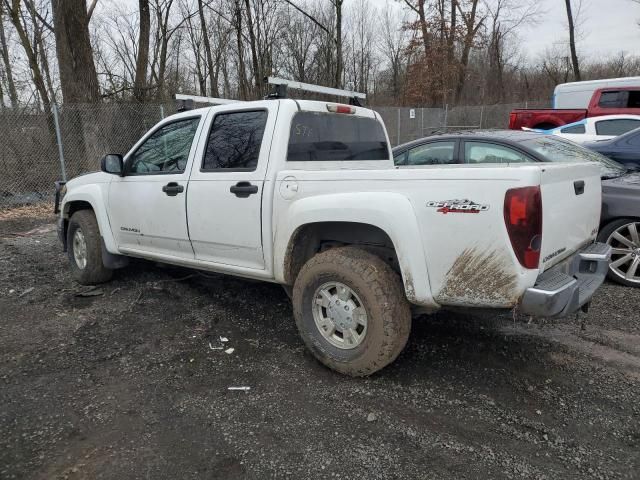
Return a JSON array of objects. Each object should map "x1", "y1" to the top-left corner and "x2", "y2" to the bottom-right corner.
[{"x1": 66, "y1": 171, "x2": 112, "y2": 188}]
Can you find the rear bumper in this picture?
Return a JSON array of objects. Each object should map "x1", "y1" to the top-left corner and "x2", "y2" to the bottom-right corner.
[{"x1": 519, "y1": 242, "x2": 611, "y2": 318}]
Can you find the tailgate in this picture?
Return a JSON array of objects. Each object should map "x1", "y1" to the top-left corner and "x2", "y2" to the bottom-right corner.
[{"x1": 539, "y1": 163, "x2": 601, "y2": 270}]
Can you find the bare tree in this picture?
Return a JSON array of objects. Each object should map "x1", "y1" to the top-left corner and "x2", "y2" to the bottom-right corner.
[
  {"x1": 564, "y1": 0, "x2": 580, "y2": 81},
  {"x1": 51, "y1": 0, "x2": 100, "y2": 103},
  {"x1": 133, "y1": 0, "x2": 150, "y2": 101},
  {"x1": 0, "y1": 4, "x2": 18, "y2": 107},
  {"x1": 4, "y1": 0, "x2": 52, "y2": 111}
]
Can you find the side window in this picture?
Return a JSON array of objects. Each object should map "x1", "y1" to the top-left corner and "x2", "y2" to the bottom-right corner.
[
  {"x1": 560, "y1": 124, "x2": 586, "y2": 134},
  {"x1": 405, "y1": 141, "x2": 456, "y2": 165},
  {"x1": 628, "y1": 91, "x2": 640, "y2": 108},
  {"x1": 202, "y1": 110, "x2": 267, "y2": 171},
  {"x1": 393, "y1": 151, "x2": 407, "y2": 165},
  {"x1": 129, "y1": 117, "x2": 200, "y2": 174},
  {"x1": 464, "y1": 142, "x2": 532, "y2": 164},
  {"x1": 598, "y1": 91, "x2": 626, "y2": 108},
  {"x1": 595, "y1": 119, "x2": 640, "y2": 136}
]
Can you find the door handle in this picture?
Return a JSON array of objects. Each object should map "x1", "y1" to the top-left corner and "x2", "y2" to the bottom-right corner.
[
  {"x1": 574, "y1": 180, "x2": 585, "y2": 195},
  {"x1": 230, "y1": 181, "x2": 259, "y2": 198},
  {"x1": 162, "y1": 182, "x2": 184, "y2": 196}
]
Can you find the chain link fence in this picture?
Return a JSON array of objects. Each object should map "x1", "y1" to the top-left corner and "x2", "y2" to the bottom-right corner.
[{"x1": 0, "y1": 100, "x2": 547, "y2": 209}]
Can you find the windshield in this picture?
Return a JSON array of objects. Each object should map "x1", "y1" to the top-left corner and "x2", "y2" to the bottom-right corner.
[{"x1": 521, "y1": 135, "x2": 627, "y2": 178}]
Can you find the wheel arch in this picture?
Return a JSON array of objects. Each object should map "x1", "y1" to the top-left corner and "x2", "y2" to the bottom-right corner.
[
  {"x1": 274, "y1": 193, "x2": 438, "y2": 308},
  {"x1": 61, "y1": 186, "x2": 117, "y2": 253}
]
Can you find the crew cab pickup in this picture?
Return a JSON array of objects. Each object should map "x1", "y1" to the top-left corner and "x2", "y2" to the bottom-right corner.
[
  {"x1": 55, "y1": 99, "x2": 611, "y2": 376},
  {"x1": 510, "y1": 83, "x2": 640, "y2": 131}
]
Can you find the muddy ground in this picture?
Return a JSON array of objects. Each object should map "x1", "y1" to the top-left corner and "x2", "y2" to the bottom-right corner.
[{"x1": 1, "y1": 212, "x2": 639, "y2": 480}]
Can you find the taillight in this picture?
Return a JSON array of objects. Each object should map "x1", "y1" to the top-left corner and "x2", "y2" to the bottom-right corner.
[
  {"x1": 504, "y1": 186, "x2": 542, "y2": 269},
  {"x1": 326, "y1": 104, "x2": 355, "y2": 114},
  {"x1": 508, "y1": 112, "x2": 517, "y2": 129}
]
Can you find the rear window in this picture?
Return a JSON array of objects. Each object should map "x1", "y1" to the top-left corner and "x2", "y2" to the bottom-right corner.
[
  {"x1": 287, "y1": 112, "x2": 389, "y2": 161},
  {"x1": 520, "y1": 136, "x2": 626, "y2": 177}
]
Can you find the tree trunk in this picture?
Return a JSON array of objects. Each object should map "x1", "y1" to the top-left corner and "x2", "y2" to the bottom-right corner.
[
  {"x1": 0, "y1": 10, "x2": 18, "y2": 107},
  {"x1": 234, "y1": 0, "x2": 248, "y2": 99},
  {"x1": 417, "y1": 0, "x2": 429, "y2": 57},
  {"x1": 334, "y1": 0, "x2": 343, "y2": 88},
  {"x1": 7, "y1": 0, "x2": 51, "y2": 113},
  {"x1": 564, "y1": 0, "x2": 581, "y2": 81},
  {"x1": 51, "y1": 0, "x2": 100, "y2": 103},
  {"x1": 197, "y1": 0, "x2": 216, "y2": 97},
  {"x1": 133, "y1": 0, "x2": 150, "y2": 101},
  {"x1": 244, "y1": 0, "x2": 261, "y2": 97}
]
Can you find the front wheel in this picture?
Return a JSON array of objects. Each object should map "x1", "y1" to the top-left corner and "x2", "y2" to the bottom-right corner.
[
  {"x1": 292, "y1": 246, "x2": 411, "y2": 376},
  {"x1": 598, "y1": 218, "x2": 640, "y2": 287},
  {"x1": 67, "y1": 210, "x2": 113, "y2": 285}
]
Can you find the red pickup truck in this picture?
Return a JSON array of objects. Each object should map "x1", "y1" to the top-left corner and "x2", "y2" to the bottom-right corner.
[{"x1": 509, "y1": 85, "x2": 640, "y2": 130}]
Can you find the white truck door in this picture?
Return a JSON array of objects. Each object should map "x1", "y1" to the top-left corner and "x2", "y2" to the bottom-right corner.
[
  {"x1": 108, "y1": 114, "x2": 205, "y2": 258},
  {"x1": 186, "y1": 102, "x2": 279, "y2": 269}
]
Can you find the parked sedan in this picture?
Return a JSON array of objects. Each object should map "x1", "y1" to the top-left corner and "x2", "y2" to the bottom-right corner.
[
  {"x1": 523, "y1": 114, "x2": 640, "y2": 144},
  {"x1": 583, "y1": 126, "x2": 640, "y2": 168},
  {"x1": 393, "y1": 131, "x2": 640, "y2": 287}
]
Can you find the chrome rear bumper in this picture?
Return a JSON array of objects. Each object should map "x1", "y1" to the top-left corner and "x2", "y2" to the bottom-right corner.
[{"x1": 520, "y1": 242, "x2": 611, "y2": 318}]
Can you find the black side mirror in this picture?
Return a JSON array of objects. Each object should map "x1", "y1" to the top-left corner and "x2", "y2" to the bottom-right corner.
[{"x1": 101, "y1": 154, "x2": 124, "y2": 176}]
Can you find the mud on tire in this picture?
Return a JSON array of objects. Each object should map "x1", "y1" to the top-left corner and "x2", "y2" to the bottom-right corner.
[
  {"x1": 67, "y1": 210, "x2": 113, "y2": 285},
  {"x1": 292, "y1": 246, "x2": 411, "y2": 376}
]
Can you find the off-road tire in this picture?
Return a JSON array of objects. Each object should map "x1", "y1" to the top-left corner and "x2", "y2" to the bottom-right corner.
[
  {"x1": 597, "y1": 218, "x2": 640, "y2": 287},
  {"x1": 67, "y1": 210, "x2": 113, "y2": 285},
  {"x1": 292, "y1": 246, "x2": 411, "y2": 376}
]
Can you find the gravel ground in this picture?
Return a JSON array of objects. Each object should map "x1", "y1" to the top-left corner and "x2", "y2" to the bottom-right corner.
[{"x1": 1, "y1": 213, "x2": 639, "y2": 480}]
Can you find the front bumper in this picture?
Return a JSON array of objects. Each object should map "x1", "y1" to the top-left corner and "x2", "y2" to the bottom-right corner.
[{"x1": 519, "y1": 242, "x2": 611, "y2": 318}]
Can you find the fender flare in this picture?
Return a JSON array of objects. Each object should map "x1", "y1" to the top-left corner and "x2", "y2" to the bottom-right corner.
[
  {"x1": 274, "y1": 192, "x2": 438, "y2": 308},
  {"x1": 61, "y1": 184, "x2": 118, "y2": 253}
]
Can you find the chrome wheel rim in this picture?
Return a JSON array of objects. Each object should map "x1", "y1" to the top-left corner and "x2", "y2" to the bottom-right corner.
[
  {"x1": 73, "y1": 229, "x2": 88, "y2": 270},
  {"x1": 312, "y1": 281, "x2": 368, "y2": 350},
  {"x1": 607, "y1": 222, "x2": 640, "y2": 284}
]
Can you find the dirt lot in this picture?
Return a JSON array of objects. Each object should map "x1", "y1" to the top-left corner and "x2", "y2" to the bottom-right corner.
[{"x1": 1, "y1": 210, "x2": 639, "y2": 480}]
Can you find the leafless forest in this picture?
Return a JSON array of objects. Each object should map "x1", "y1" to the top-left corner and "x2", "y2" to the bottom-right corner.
[{"x1": 1, "y1": 0, "x2": 640, "y2": 110}]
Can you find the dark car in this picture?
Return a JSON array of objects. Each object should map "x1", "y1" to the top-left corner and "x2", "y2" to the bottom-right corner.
[
  {"x1": 393, "y1": 131, "x2": 640, "y2": 287},
  {"x1": 583, "y1": 126, "x2": 640, "y2": 167}
]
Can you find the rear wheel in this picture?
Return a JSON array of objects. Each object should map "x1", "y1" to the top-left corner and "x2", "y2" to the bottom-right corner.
[
  {"x1": 67, "y1": 210, "x2": 113, "y2": 285},
  {"x1": 292, "y1": 246, "x2": 411, "y2": 376},
  {"x1": 598, "y1": 218, "x2": 640, "y2": 287}
]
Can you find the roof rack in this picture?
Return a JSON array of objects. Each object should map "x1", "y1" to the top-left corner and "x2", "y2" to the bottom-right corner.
[
  {"x1": 174, "y1": 93, "x2": 243, "y2": 111},
  {"x1": 264, "y1": 76, "x2": 366, "y2": 106},
  {"x1": 174, "y1": 77, "x2": 367, "y2": 111}
]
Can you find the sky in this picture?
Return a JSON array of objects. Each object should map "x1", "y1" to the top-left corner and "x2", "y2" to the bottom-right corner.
[
  {"x1": 370, "y1": 0, "x2": 640, "y2": 63},
  {"x1": 517, "y1": 0, "x2": 640, "y2": 60}
]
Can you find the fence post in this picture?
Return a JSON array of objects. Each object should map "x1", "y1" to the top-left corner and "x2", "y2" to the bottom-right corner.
[
  {"x1": 443, "y1": 104, "x2": 448, "y2": 132},
  {"x1": 421, "y1": 108, "x2": 424, "y2": 138},
  {"x1": 160, "y1": 105, "x2": 165, "y2": 119},
  {"x1": 53, "y1": 104, "x2": 67, "y2": 181},
  {"x1": 397, "y1": 108, "x2": 401, "y2": 145},
  {"x1": 479, "y1": 106, "x2": 484, "y2": 129}
]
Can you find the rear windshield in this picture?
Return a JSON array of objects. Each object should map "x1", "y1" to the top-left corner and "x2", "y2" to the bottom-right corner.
[
  {"x1": 287, "y1": 112, "x2": 389, "y2": 161},
  {"x1": 520, "y1": 135, "x2": 626, "y2": 178}
]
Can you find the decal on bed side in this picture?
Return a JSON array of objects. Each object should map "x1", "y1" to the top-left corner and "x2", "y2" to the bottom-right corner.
[{"x1": 426, "y1": 199, "x2": 490, "y2": 214}]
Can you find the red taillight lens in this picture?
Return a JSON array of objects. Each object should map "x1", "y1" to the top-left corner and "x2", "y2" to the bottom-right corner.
[
  {"x1": 504, "y1": 186, "x2": 542, "y2": 269},
  {"x1": 326, "y1": 104, "x2": 355, "y2": 114},
  {"x1": 508, "y1": 112, "x2": 517, "y2": 129}
]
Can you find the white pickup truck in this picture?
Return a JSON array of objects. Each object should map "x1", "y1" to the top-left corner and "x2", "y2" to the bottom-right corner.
[{"x1": 55, "y1": 99, "x2": 611, "y2": 376}]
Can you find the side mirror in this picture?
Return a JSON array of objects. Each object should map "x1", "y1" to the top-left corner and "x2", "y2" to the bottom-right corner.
[{"x1": 101, "y1": 154, "x2": 124, "y2": 176}]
